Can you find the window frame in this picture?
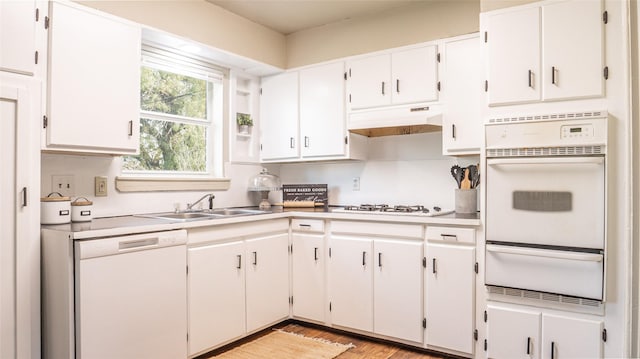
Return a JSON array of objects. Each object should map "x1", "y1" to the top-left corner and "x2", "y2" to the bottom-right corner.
[{"x1": 116, "y1": 43, "x2": 230, "y2": 192}]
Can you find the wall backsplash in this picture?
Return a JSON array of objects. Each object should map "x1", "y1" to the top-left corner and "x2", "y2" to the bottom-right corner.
[
  {"x1": 41, "y1": 132, "x2": 478, "y2": 217},
  {"x1": 277, "y1": 132, "x2": 480, "y2": 209}
]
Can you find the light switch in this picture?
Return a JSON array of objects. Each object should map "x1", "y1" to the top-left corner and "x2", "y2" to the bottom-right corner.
[{"x1": 95, "y1": 176, "x2": 108, "y2": 197}]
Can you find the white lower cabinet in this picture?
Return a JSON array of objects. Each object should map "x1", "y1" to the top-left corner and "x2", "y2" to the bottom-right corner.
[
  {"x1": 329, "y1": 221, "x2": 424, "y2": 343},
  {"x1": 291, "y1": 219, "x2": 326, "y2": 323},
  {"x1": 373, "y1": 239, "x2": 424, "y2": 343},
  {"x1": 487, "y1": 304, "x2": 604, "y2": 359},
  {"x1": 328, "y1": 235, "x2": 374, "y2": 332},
  {"x1": 425, "y1": 226, "x2": 476, "y2": 355},
  {"x1": 188, "y1": 241, "x2": 246, "y2": 355},
  {"x1": 245, "y1": 233, "x2": 290, "y2": 332},
  {"x1": 186, "y1": 220, "x2": 289, "y2": 357}
]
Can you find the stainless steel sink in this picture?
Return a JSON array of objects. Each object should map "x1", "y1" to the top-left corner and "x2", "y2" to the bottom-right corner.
[
  {"x1": 206, "y1": 208, "x2": 268, "y2": 216},
  {"x1": 137, "y1": 208, "x2": 269, "y2": 222}
]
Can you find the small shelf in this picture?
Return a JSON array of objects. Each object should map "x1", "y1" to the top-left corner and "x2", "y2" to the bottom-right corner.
[{"x1": 236, "y1": 133, "x2": 252, "y2": 139}]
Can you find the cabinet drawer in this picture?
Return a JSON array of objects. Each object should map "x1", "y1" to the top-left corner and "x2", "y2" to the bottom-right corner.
[
  {"x1": 426, "y1": 226, "x2": 475, "y2": 244},
  {"x1": 291, "y1": 219, "x2": 324, "y2": 233},
  {"x1": 331, "y1": 220, "x2": 423, "y2": 239}
]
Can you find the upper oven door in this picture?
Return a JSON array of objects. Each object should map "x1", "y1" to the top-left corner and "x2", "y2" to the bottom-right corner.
[{"x1": 486, "y1": 156, "x2": 605, "y2": 249}]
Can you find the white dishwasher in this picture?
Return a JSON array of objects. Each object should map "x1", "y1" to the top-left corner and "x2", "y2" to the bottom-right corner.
[{"x1": 43, "y1": 229, "x2": 188, "y2": 359}]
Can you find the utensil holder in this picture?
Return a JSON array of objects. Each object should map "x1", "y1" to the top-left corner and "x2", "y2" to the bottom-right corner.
[{"x1": 455, "y1": 188, "x2": 477, "y2": 214}]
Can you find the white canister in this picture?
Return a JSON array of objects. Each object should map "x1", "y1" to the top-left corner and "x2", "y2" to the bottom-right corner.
[
  {"x1": 71, "y1": 197, "x2": 93, "y2": 222},
  {"x1": 41, "y1": 192, "x2": 71, "y2": 224}
]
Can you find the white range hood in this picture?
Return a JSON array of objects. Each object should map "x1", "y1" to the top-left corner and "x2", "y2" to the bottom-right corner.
[{"x1": 348, "y1": 104, "x2": 442, "y2": 137}]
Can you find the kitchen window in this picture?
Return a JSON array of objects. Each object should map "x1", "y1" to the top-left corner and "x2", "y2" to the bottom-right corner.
[{"x1": 123, "y1": 45, "x2": 225, "y2": 178}]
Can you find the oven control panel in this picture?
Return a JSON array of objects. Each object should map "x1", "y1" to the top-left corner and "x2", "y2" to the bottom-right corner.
[{"x1": 561, "y1": 124, "x2": 594, "y2": 139}]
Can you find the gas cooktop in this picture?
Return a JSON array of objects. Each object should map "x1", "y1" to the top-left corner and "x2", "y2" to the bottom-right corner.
[{"x1": 333, "y1": 204, "x2": 454, "y2": 217}]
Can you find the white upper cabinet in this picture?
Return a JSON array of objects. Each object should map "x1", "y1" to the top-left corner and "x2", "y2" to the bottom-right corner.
[
  {"x1": 391, "y1": 46, "x2": 439, "y2": 105},
  {"x1": 542, "y1": 0, "x2": 604, "y2": 101},
  {"x1": 441, "y1": 34, "x2": 484, "y2": 156},
  {"x1": 486, "y1": 6, "x2": 541, "y2": 106},
  {"x1": 485, "y1": 0, "x2": 604, "y2": 106},
  {"x1": 46, "y1": 2, "x2": 141, "y2": 154},
  {"x1": 347, "y1": 45, "x2": 438, "y2": 110},
  {"x1": 299, "y1": 62, "x2": 347, "y2": 159},
  {"x1": 0, "y1": 0, "x2": 39, "y2": 76},
  {"x1": 259, "y1": 71, "x2": 299, "y2": 161}
]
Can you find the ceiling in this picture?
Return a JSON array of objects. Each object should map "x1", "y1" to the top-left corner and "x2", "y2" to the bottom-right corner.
[{"x1": 206, "y1": 0, "x2": 420, "y2": 35}]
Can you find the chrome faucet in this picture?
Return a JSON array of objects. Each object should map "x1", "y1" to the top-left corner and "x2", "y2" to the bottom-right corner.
[{"x1": 186, "y1": 193, "x2": 215, "y2": 211}]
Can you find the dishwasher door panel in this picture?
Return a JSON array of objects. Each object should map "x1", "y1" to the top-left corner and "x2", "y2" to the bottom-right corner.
[{"x1": 75, "y1": 244, "x2": 187, "y2": 359}]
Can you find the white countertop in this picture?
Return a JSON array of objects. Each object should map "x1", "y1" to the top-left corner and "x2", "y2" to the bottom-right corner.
[{"x1": 41, "y1": 207, "x2": 481, "y2": 240}]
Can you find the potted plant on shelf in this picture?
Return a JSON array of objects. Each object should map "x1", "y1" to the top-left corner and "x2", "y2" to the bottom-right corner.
[{"x1": 236, "y1": 113, "x2": 253, "y2": 135}]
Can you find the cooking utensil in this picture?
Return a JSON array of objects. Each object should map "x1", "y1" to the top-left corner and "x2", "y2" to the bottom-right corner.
[
  {"x1": 450, "y1": 165, "x2": 464, "y2": 188},
  {"x1": 466, "y1": 164, "x2": 479, "y2": 189},
  {"x1": 460, "y1": 168, "x2": 471, "y2": 189}
]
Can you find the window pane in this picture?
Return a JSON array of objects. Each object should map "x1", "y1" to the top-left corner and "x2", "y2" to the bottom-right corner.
[
  {"x1": 123, "y1": 118, "x2": 207, "y2": 172},
  {"x1": 140, "y1": 66, "x2": 207, "y2": 119}
]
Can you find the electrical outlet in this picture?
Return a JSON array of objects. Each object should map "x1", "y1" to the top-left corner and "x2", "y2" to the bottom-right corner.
[
  {"x1": 352, "y1": 177, "x2": 360, "y2": 191},
  {"x1": 51, "y1": 175, "x2": 75, "y2": 197},
  {"x1": 95, "y1": 176, "x2": 108, "y2": 197}
]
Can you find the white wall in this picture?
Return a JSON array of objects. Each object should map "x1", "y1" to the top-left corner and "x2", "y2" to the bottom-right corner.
[{"x1": 41, "y1": 154, "x2": 267, "y2": 217}]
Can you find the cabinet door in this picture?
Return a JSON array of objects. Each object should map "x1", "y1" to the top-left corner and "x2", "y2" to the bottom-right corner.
[
  {"x1": 291, "y1": 232, "x2": 325, "y2": 322},
  {"x1": 348, "y1": 54, "x2": 391, "y2": 109},
  {"x1": 391, "y1": 45, "x2": 438, "y2": 105},
  {"x1": 487, "y1": 305, "x2": 541, "y2": 359},
  {"x1": 329, "y1": 236, "x2": 373, "y2": 332},
  {"x1": 487, "y1": 7, "x2": 541, "y2": 106},
  {"x1": 47, "y1": 2, "x2": 140, "y2": 154},
  {"x1": 426, "y1": 243, "x2": 475, "y2": 354},
  {"x1": 373, "y1": 239, "x2": 423, "y2": 343},
  {"x1": 1, "y1": 75, "x2": 41, "y2": 359},
  {"x1": 542, "y1": 0, "x2": 603, "y2": 101},
  {"x1": 442, "y1": 35, "x2": 483, "y2": 155},
  {"x1": 260, "y1": 72, "x2": 299, "y2": 161},
  {"x1": 188, "y1": 241, "x2": 246, "y2": 355},
  {"x1": 245, "y1": 233, "x2": 290, "y2": 332},
  {"x1": 0, "y1": 0, "x2": 37, "y2": 75},
  {"x1": 300, "y1": 62, "x2": 346, "y2": 158},
  {"x1": 542, "y1": 314, "x2": 603, "y2": 359}
]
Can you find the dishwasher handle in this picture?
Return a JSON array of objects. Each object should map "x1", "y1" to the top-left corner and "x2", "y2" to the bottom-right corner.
[{"x1": 119, "y1": 238, "x2": 159, "y2": 250}]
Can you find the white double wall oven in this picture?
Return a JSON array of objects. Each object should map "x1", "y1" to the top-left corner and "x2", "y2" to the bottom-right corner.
[{"x1": 484, "y1": 112, "x2": 608, "y2": 301}]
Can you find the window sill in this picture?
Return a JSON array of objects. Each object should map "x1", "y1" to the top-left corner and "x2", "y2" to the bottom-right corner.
[{"x1": 115, "y1": 176, "x2": 231, "y2": 192}]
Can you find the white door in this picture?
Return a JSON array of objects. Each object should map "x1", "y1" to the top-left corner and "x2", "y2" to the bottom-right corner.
[
  {"x1": 391, "y1": 45, "x2": 439, "y2": 105},
  {"x1": 542, "y1": 314, "x2": 603, "y2": 359},
  {"x1": 486, "y1": 157, "x2": 605, "y2": 249},
  {"x1": 487, "y1": 6, "x2": 541, "y2": 105},
  {"x1": 245, "y1": 233, "x2": 290, "y2": 332},
  {"x1": 487, "y1": 305, "x2": 541, "y2": 359},
  {"x1": 292, "y1": 232, "x2": 325, "y2": 322},
  {"x1": 1, "y1": 76, "x2": 40, "y2": 359},
  {"x1": 300, "y1": 62, "x2": 346, "y2": 158},
  {"x1": 542, "y1": 0, "x2": 603, "y2": 101},
  {"x1": 329, "y1": 236, "x2": 373, "y2": 332},
  {"x1": 76, "y1": 245, "x2": 187, "y2": 359},
  {"x1": 0, "y1": 0, "x2": 37, "y2": 75},
  {"x1": 373, "y1": 239, "x2": 423, "y2": 343},
  {"x1": 442, "y1": 35, "x2": 483, "y2": 155},
  {"x1": 188, "y1": 241, "x2": 246, "y2": 355},
  {"x1": 425, "y1": 243, "x2": 475, "y2": 354},
  {"x1": 260, "y1": 72, "x2": 299, "y2": 160},
  {"x1": 47, "y1": 2, "x2": 141, "y2": 154},
  {"x1": 348, "y1": 54, "x2": 391, "y2": 109}
]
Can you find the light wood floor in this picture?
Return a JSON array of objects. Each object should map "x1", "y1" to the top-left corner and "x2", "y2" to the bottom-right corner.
[{"x1": 204, "y1": 321, "x2": 449, "y2": 359}]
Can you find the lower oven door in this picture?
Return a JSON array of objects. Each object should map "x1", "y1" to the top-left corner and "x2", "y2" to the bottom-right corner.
[
  {"x1": 485, "y1": 244, "x2": 604, "y2": 300},
  {"x1": 486, "y1": 156, "x2": 605, "y2": 249}
]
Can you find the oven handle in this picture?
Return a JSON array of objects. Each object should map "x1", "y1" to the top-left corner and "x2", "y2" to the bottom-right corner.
[
  {"x1": 486, "y1": 244, "x2": 603, "y2": 262},
  {"x1": 488, "y1": 157, "x2": 604, "y2": 166}
]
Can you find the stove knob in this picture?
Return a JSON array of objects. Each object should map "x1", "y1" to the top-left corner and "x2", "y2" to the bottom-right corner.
[{"x1": 433, "y1": 206, "x2": 441, "y2": 212}]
